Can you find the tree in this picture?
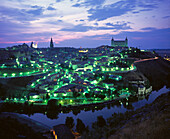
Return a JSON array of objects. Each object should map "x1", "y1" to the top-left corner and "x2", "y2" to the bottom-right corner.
[
  {"x1": 97, "y1": 116, "x2": 106, "y2": 127},
  {"x1": 76, "y1": 118, "x2": 86, "y2": 134},
  {"x1": 85, "y1": 93, "x2": 90, "y2": 98},
  {"x1": 27, "y1": 94, "x2": 30, "y2": 101},
  {"x1": 65, "y1": 117, "x2": 74, "y2": 129},
  {"x1": 46, "y1": 93, "x2": 50, "y2": 99},
  {"x1": 47, "y1": 99, "x2": 59, "y2": 110},
  {"x1": 73, "y1": 91, "x2": 80, "y2": 98},
  {"x1": 98, "y1": 94, "x2": 105, "y2": 100}
]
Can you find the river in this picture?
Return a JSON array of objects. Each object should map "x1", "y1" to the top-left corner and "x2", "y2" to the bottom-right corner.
[{"x1": 23, "y1": 86, "x2": 169, "y2": 129}]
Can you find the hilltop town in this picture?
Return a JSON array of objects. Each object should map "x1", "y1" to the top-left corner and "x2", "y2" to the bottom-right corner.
[{"x1": 0, "y1": 38, "x2": 159, "y2": 105}]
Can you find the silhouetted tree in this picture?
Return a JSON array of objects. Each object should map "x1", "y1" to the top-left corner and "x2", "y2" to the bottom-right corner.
[
  {"x1": 97, "y1": 116, "x2": 106, "y2": 127},
  {"x1": 46, "y1": 93, "x2": 50, "y2": 99},
  {"x1": 65, "y1": 117, "x2": 75, "y2": 129},
  {"x1": 76, "y1": 118, "x2": 86, "y2": 134}
]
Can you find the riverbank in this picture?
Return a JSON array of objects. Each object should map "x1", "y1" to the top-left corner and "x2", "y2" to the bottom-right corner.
[
  {"x1": 0, "y1": 112, "x2": 52, "y2": 139},
  {"x1": 0, "y1": 90, "x2": 169, "y2": 138},
  {"x1": 81, "y1": 91, "x2": 170, "y2": 138},
  {"x1": 135, "y1": 57, "x2": 170, "y2": 90}
]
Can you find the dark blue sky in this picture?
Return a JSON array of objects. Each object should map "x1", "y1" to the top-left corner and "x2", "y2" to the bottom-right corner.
[{"x1": 0, "y1": 0, "x2": 170, "y2": 49}]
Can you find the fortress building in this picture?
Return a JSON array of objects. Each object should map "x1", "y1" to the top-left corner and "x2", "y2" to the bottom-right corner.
[{"x1": 111, "y1": 37, "x2": 128, "y2": 47}]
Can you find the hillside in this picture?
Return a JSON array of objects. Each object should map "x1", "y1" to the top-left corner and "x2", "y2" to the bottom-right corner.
[
  {"x1": 109, "y1": 91, "x2": 170, "y2": 139},
  {"x1": 82, "y1": 91, "x2": 170, "y2": 139},
  {"x1": 135, "y1": 58, "x2": 170, "y2": 90}
]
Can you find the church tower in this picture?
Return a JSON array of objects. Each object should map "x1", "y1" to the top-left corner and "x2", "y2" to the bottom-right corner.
[
  {"x1": 30, "y1": 41, "x2": 33, "y2": 48},
  {"x1": 111, "y1": 37, "x2": 114, "y2": 46},
  {"x1": 50, "y1": 38, "x2": 54, "y2": 48},
  {"x1": 125, "y1": 37, "x2": 128, "y2": 47}
]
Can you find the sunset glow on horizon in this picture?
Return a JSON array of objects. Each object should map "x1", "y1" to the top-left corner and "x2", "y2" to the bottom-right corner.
[{"x1": 0, "y1": 0, "x2": 170, "y2": 49}]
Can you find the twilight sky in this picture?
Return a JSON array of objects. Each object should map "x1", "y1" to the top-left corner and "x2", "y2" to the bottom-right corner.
[{"x1": 0, "y1": 0, "x2": 170, "y2": 49}]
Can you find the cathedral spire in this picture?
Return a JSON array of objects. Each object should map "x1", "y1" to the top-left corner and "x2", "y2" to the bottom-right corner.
[
  {"x1": 125, "y1": 37, "x2": 128, "y2": 47},
  {"x1": 50, "y1": 37, "x2": 54, "y2": 48},
  {"x1": 111, "y1": 37, "x2": 114, "y2": 46}
]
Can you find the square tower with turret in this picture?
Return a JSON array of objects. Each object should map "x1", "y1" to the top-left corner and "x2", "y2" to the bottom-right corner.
[{"x1": 111, "y1": 37, "x2": 128, "y2": 47}]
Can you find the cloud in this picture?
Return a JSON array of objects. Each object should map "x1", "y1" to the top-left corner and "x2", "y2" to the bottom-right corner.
[
  {"x1": 106, "y1": 22, "x2": 132, "y2": 30},
  {"x1": 47, "y1": 6, "x2": 56, "y2": 10},
  {"x1": 60, "y1": 24, "x2": 93, "y2": 32},
  {"x1": 31, "y1": 5, "x2": 40, "y2": 8},
  {"x1": 94, "y1": 23, "x2": 98, "y2": 26},
  {"x1": 26, "y1": 7, "x2": 44, "y2": 16},
  {"x1": 139, "y1": 9, "x2": 153, "y2": 12},
  {"x1": 72, "y1": 3, "x2": 81, "y2": 7},
  {"x1": 138, "y1": 4, "x2": 157, "y2": 9},
  {"x1": 56, "y1": 0, "x2": 62, "y2": 2},
  {"x1": 87, "y1": 0, "x2": 160, "y2": 21},
  {"x1": 141, "y1": 27, "x2": 156, "y2": 31},
  {"x1": 106, "y1": 23, "x2": 115, "y2": 26},
  {"x1": 60, "y1": 22, "x2": 131, "y2": 32},
  {"x1": 72, "y1": 0, "x2": 105, "y2": 7},
  {"x1": 0, "y1": 6, "x2": 44, "y2": 22},
  {"x1": 83, "y1": 0, "x2": 105, "y2": 6},
  {"x1": 0, "y1": 29, "x2": 57, "y2": 45},
  {"x1": 88, "y1": 0, "x2": 136, "y2": 21},
  {"x1": 0, "y1": 20, "x2": 28, "y2": 35},
  {"x1": 132, "y1": 11, "x2": 140, "y2": 14},
  {"x1": 0, "y1": 6, "x2": 29, "y2": 21},
  {"x1": 163, "y1": 16, "x2": 170, "y2": 19},
  {"x1": 45, "y1": 20, "x2": 63, "y2": 25}
]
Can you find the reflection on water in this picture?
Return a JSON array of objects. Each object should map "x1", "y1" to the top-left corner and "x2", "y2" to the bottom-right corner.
[
  {"x1": 23, "y1": 86, "x2": 169, "y2": 128},
  {"x1": 132, "y1": 86, "x2": 169, "y2": 110}
]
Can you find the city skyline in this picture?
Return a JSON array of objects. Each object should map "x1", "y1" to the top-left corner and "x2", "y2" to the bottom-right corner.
[{"x1": 0, "y1": 0, "x2": 170, "y2": 49}]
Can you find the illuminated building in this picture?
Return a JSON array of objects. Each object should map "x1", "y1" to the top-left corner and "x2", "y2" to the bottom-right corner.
[
  {"x1": 30, "y1": 42, "x2": 38, "y2": 48},
  {"x1": 79, "y1": 50, "x2": 88, "y2": 53},
  {"x1": 111, "y1": 37, "x2": 128, "y2": 47}
]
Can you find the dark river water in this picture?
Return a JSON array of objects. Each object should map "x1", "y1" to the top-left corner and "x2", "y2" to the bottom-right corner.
[{"x1": 23, "y1": 86, "x2": 169, "y2": 128}]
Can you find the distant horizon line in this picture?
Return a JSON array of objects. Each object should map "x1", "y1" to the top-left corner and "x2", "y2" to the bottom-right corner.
[{"x1": 0, "y1": 43, "x2": 170, "y2": 50}]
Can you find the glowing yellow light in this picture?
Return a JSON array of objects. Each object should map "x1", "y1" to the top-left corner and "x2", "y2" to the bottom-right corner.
[
  {"x1": 12, "y1": 73, "x2": 16, "y2": 76},
  {"x1": 79, "y1": 50, "x2": 88, "y2": 53}
]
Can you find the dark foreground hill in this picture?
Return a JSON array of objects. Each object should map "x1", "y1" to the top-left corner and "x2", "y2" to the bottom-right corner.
[
  {"x1": 135, "y1": 58, "x2": 170, "y2": 91},
  {"x1": 81, "y1": 91, "x2": 170, "y2": 139},
  {"x1": 108, "y1": 91, "x2": 170, "y2": 139}
]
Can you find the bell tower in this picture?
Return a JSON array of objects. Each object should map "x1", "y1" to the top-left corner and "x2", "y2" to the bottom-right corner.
[
  {"x1": 125, "y1": 37, "x2": 128, "y2": 47},
  {"x1": 50, "y1": 37, "x2": 54, "y2": 48},
  {"x1": 111, "y1": 37, "x2": 114, "y2": 47}
]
